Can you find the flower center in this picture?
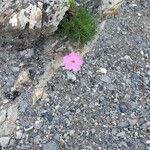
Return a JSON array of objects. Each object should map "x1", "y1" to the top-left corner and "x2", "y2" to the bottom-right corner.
[{"x1": 71, "y1": 60, "x2": 75, "y2": 63}]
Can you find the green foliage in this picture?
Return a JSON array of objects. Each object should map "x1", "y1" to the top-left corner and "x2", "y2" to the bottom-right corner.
[
  {"x1": 68, "y1": 0, "x2": 76, "y2": 9},
  {"x1": 56, "y1": 4, "x2": 96, "y2": 45}
]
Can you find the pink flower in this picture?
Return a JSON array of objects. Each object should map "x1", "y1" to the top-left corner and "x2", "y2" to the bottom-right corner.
[{"x1": 63, "y1": 52, "x2": 83, "y2": 72}]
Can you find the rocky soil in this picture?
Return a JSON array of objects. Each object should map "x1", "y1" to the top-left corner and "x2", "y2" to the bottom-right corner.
[{"x1": 0, "y1": 0, "x2": 150, "y2": 149}]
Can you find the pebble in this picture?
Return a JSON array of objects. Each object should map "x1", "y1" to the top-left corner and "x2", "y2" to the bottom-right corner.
[
  {"x1": 5, "y1": 76, "x2": 15, "y2": 86},
  {"x1": 112, "y1": 128, "x2": 117, "y2": 135},
  {"x1": 128, "y1": 118, "x2": 137, "y2": 126},
  {"x1": 15, "y1": 130, "x2": 22, "y2": 139},
  {"x1": 140, "y1": 50, "x2": 144, "y2": 56},
  {"x1": 123, "y1": 55, "x2": 132, "y2": 61},
  {"x1": 119, "y1": 102, "x2": 128, "y2": 113},
  {"x1": 101, "y1": 75, "x2": 111, "y2": 83},
  {"x1": 34, "y1": 120, "x2": 43, "y2": 129},
  {"x1": 66, "y1": 71, "x2": 76, "y2": 81},
  {"x1": 24, "y1": 126, "x2": 33, "y2": 132},
  {"x1": 0, "y1": 137, "x2": 11, "y2": 147},
  {"x1": 0, "y1": 109, "x2": 7, "y2": 124},
  {"x1": 118, "y1": 121, "x2": 130, "y2": 128},
  {"x1": 146, "y1": 140, "x2": 150, "y2": 145},
  {"x1": 3, "y1": 99, "x2": 9, "y2": 104},
  {"x1": 42, "y1": 112, "x2": 53, "y2": 124},
  {"x1": 142, "y1": 121, "x2": 150, "y2": 132},
  {"x1": 54, "y1": 133, "x2": 60, "y2": 140},
  {"x1": 117, "y1": 131, "x2": 126, "y2": 138},
  {"x1": 97, "y1": 68, "x2": 107, "y2": 74},
  {"x1": 4, "y1": 90, "x2": 21, "y2": 100},
  {"x1": 10, "y1": 66, "x2": 20, "y2": 72},
  {"x1": 43, "y1": 141, "x2": 58, "y2": 150},
  {"x1": 20, "y1": 48, "x2": 34, "y2": 58},
  {"x1": 69, "y1": 130, "x2": 75, "y2": 136}
]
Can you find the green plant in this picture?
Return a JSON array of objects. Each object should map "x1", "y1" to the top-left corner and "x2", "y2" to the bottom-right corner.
[
  {"x1": 56, "y1": 2, "x2": 96, "y2": 45},
  {"x1": 68, "y1": 0, "x2": 76, "y2": 9}
]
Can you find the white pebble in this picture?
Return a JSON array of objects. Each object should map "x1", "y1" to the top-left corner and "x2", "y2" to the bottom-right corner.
[
  {"x1": 69, "y1": 130, "x2": 75, "y2": 136},
  {"x1": 97, "y1": 68, "x2": 107, "y2": 74},
  {"x1": 146, "y1": 140, "x2": 150, "y2": 145}
]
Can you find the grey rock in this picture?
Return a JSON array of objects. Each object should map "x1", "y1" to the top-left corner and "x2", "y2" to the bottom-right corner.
[
  {"x1": 34, "y1": 120, "x2": 43, "y2": 129},
  {"x1": 118, "y1": 141, "x2": 127, "y2": 147},
  {"x1": 119, "y1": 102, "x2": 128, "y2": 113},
  {"x1": 107, "y1": 84, "x2": 114, "y2": 90},
  {"x1": 146, "y1": 140, "x2": 150, "y2": 145},
  {"x1": 54, "y1": 133, "x2": 60, "y2": 140},
  {"x1": 0, "y1": 104, "x2": 18, "y2": 136},
  {"x1": 43, "y1": 141, "x2": 58, "y2": 150},
  {"x1": 101, "y1": 75, "x2": 111, "y2": 83},
  {"x1": 0, "y1": 137, "x2": 11, "y2": 147},
  {"x1": 127, "y1": 118, "x2": 137, "y2": 126},
  {"x1": 4, "y1": 90, "x2": 21, "y2": 100},
  {"x1": 0, "y1": 0, "x2": 69, "y2": 49},
  {"x1": 12, "y1": 70, "x2": 32, "y2": 91},
  {"x1": 10, "y1": 66, "x2": 20, "y2": 72},
  {"x1": 19, "y1": 100, "x2": 28, "y2": 112},
  {"x1": 0, "y1": 109, "x2": 7, "y2": 124},
  {"x1": 6, "y1": 76, "x2": 15, "y2": 86},
  {"x1": 20, "y1": 48, "x2": 34, "y2": 58},
  {"x1": 66, "y1": 72, "x2": 76, "y2": 82},
  {"x1": 118, "y1": 121, "x2": 130, "y2": 128},
  {"x1": 117, "y1": 131, "x2": 126, "y2": 138},
  {"x1": 42, "y1": 112, "x2": 53, "y2": 124},
  {"x1": 15, "y1": 130, "x2": 23, "y2": 139},
  {"x1": 142, "y1": 121, "x2": 150, "y2": 132},
  {"x1": 112, "y1": 128, "x2": 117, "y2": 135}
]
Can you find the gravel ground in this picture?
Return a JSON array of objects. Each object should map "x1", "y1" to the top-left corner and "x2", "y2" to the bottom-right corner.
[{"x1": 0, "y1": 0, "x2": 150, "y2": 150}]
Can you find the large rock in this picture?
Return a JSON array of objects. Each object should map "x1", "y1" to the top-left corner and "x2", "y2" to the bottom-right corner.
[
  {"x1": 0, "y1": 0, "x2": 69, "y2": 49},
  {"x1": 0, "y1": 104, "x2": 18, "y2": 136}
]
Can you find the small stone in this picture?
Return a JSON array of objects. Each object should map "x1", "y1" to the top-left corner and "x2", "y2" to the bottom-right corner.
[
  {"x1": 0, "y1": 109, "x2": 7, "y2": 124},
  {"x1": 15, "y1": 130, "x2": 22, "y2": 139},
  {"x1": 146, "y1": 140, "x2": 150, "y2": 145},
  {"x1": 42, "y1": 112, "x2": 53, "y2": 124},
  {"x1": 97, "y1": 68, "x2": 107, "y2": 74},
  {"x1": 91, "y1": 128, "x2": 96, "y2": 134},
  {"x1": 54, "y1": 134, "x2": 60, "y2": 140},
  {"x1": 69, "y1": 130, "x2": 75, "y2": 136},
  {"x1": 124, "y1": 55, "x2": 132, "y2": 60},
  {"x1": 142, "y1": 121, "x2": 150, "y2": 132},
  {"x1": 118, "y1": 141, "x2": 127, "y2": 147},
  {"x1": 112, "y1": 128, "x2": 117, "y2": 135},
  {"x1": 140, "y1": 50, "x2": 144, "y2": 56},
  {"x1": 10, "y1": 66, "x2": 20, "y2": 72},
  {"x1": 0, "y1": 137, "x2": 11, "y2": 147},
  {"x1": 137, "y1": 13, "x2": 142, "y2": 16},
  {"x1": 118, "y1": 121, "x2": 130, "y2": 128},
  {"x1": 24, "y1": 126, "x2": 33, "y2": 132},
  {"x1": 107, "y1": 84, "x2": 114, "y2": 90},
  {"x1": 34, "y1": 120, "x2": 43, "y2": 129},
  {"x1": 127, "y1": 118, "x2": 137, "y2": 126},
  {"x1": 101, "y1": 75, "x2": 111, "y2": 83},
  {"x1": 3, "y1": 99, "x2": 9, "y2": 104},
  {"x1": 12, "y1": 70, "x2": 32, "y2": 91},
  {"x1": 0, "y1": 104, "x2": 18, "y2": 136},
  {"x1": 66, "y1": 72, "x2": 76, "y2": 81},
  {"x1": 119, "y1": 102, "x2": 128, "y2": 113},
  {"x1": 32, "y1": 88, "x2": 48, "y2": 104},
  {"x1": 6, "y1": 76, "x2": 15, "y2": 86},
  {"x1": 43, "y1": 141, "x2": 58, "y2": 150},
  {"x1": 19, "y1": 101, "x2": 28, "y2": 112},
  {"x1": 117, "y1": 131, "x2": 126, "y2": 138},
  {"x1": 20, "y1": 48, "x2": 34, "y2": 58},
  {"x1": 4, "y1": 90, "x2": 21, "y2": 100}
]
